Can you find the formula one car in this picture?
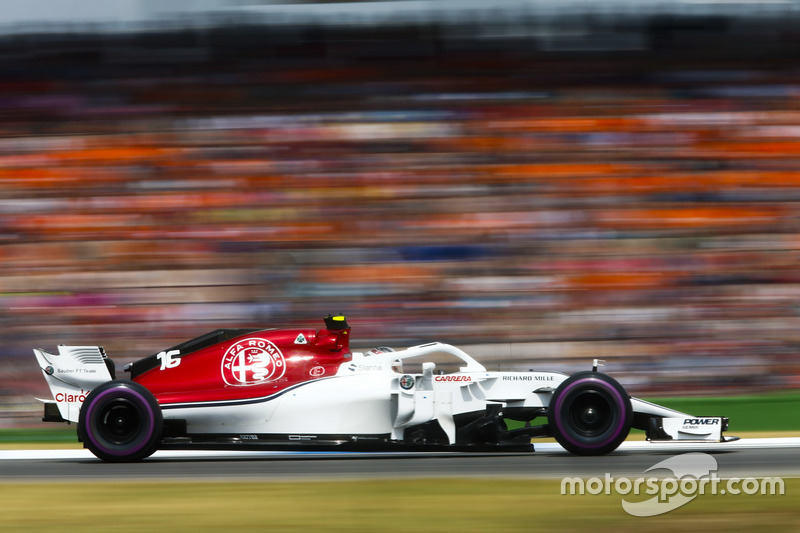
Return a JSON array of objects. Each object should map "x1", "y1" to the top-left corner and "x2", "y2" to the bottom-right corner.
[{"x1": 33, "y1": 315, "x2": 733, "y2": 462}]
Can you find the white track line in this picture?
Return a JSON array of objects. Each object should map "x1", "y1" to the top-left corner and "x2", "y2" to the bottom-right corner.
[
  {"x1": 1, "y1": 437, "x2": 798, "y2": 461},
  {"x1": 537, "y1": 437, "x2": 800, "y2": 454}
]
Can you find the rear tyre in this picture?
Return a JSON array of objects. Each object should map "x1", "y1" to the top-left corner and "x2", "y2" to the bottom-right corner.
[
  {"x1": 79, "y1": 380, "x2": 162, "y2": 462},
  {"x1": 548, "y1": 371, "x2": 632, "y2": 455}
]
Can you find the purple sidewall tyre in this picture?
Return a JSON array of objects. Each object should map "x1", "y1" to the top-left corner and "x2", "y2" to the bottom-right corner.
[
  {"x1": 79, "y1": 380, "x2": 162, "y2": 462},
  {"x1": 547, "y1": 371, "x2": 632, "y2": 456}
]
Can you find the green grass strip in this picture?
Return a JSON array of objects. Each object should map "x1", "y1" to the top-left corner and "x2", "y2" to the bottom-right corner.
[
  {"x1": 0, "y1": 426, "x2": 77, "y2": 445},
  {"x1": 642, "y1": 391, "x2": 800, "y2": 433},
  {"x1": 0, "y1": 478, "x2": 797, "y2": 533}
]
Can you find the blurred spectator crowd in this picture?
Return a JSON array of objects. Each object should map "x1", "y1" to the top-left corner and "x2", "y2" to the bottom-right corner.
[{"x1": 2, "y1": 25, "x2": 800, "y2": 422}]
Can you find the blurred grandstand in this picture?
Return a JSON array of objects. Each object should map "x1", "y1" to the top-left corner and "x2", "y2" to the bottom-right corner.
[{"x1": 2, "y1": 0, "x2": 800, "y2": 427}]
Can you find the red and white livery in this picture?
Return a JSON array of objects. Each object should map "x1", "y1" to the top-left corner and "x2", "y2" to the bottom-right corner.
[{"x1": 33, "y1": 315, "x2": 734, "y2": 462}]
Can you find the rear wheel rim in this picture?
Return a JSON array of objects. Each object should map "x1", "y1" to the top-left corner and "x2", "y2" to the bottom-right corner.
[{"x1": 96, "y1": 399, "x2": 143, "y2": 446}]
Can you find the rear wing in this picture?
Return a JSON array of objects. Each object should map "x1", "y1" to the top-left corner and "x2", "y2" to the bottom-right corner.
[{"x1": 33, "y1": 346, "x2": 115, "y2": 423}]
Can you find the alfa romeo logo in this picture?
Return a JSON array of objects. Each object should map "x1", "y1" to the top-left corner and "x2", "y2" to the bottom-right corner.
[
  {"x1": 221, "y1": 337, "x2": 286, "y2": 386},
  {"x1": 399, "y1": 374, "x2": 415, "y2": 390}
]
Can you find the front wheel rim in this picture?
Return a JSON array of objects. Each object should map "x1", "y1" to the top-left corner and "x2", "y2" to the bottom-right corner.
[{"x1": 565, "y1": 390, "x2": 615, "y2": 438}]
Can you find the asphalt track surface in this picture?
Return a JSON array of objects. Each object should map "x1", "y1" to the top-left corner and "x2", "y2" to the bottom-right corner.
[{"x1": 2, "y1": 439, "x2": 799, "y2": 481}]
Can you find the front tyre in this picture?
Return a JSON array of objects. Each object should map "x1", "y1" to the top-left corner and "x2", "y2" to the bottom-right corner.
[
  {"x1": 79, "y1": 380, "x2": 162, "y2": 462},
  {"x1": 548, "y1": 371, "x2": 632, "y2": 455}
]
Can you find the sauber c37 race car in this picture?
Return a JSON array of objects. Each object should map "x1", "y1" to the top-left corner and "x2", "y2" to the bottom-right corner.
[{"x1": 33, "y1": 315, "x2": 734, "y2": 462}]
